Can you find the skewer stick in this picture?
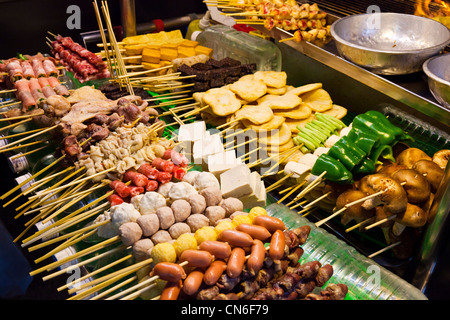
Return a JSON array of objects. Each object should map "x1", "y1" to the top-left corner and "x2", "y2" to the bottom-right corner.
[
  {"x1": 315, "y1": 190, "x2": 385, "y2": 228},
  {"x1": 67, "y1": 256, "x2": 155, "y2": 298},
  {"x1": 0, "y1": 139, "x2": 48, "y2": 155},
  {"x1": 0, "y1": 118, "x2": 32, "y2": 132},
  {"x1": 265, "y1": 173, "x2": 294, "y2": 192},
  {"x1": 0, "y1": 109, "x2": 45, "y2": 122},
  {"x1": 28, "y1": 167, "x2": 115, "y2": 200},
  {"x1": 225, "y1": 137, "x2": 258, "y2": 151},
  {"x1": 42, "y1": 244, "x2": 128, "y2": 282},
  {"x1": 261, "y1": 146, "x2": 301, "y2": 178},
  {"x1": 0, "y1": 125, "x2": 57, "y2": 151},
  {"x1": 296, "y1": 191, "x2": 332, "y2": 214},
  {"x1": 120, "y1": 282, "x2": 157, "y2": 300},
  {"x1": 345, "y1": 217, "x2": 376, "y2": 233},
  {"x1": 277, "y1": 181, "x2": 305, "y2": 204},
  {"x1": 58, "y1": 254, "x2": 133, "y2": 292},
  {"x1": 29, "y1": 235, "x2": 121, "y2": 277},
  {"x1": 0, "y1": 154, "x2": 65, "y2": 200},
  {"x1": 90, "y1": 275, "x2": 138, "y2": 300},
  {"x1": 367, "y1": 241, "x2": 402, "y2": 259},
  {"x1": 28, "y1": 219, "x2": 110, "y2": 253},
  {"x1": 364, "y1": 215, "x2": 397, "y2": 231},
  {"x1": 8, "y1": 144, "x2": 50, "y2": 160},
  {"x1": 34, "y1": 229, "x2": 99, "y2": 265}
]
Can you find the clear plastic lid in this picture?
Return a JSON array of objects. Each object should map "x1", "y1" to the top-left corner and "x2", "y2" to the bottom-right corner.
[{"x1": 266, "y1": 203, "x2": 428, "y2": 300}]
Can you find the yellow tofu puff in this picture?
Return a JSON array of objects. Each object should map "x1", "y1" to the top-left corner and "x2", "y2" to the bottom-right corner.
[{"x1": 142, "y1": 45, "x2": 161, "y2": 64}]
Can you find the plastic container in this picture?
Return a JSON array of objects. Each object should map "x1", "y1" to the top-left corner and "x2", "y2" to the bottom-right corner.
[
  {"x1": 266, "y1": 203, "x2": 428, "y2": 300},
  {"x1": 195, "y1": 24, "x2": 282, "y2": 71}
]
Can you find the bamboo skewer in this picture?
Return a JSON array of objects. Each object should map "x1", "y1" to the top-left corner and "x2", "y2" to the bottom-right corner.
[
  {"x1": 364, "y1": 215, "x2": 397, "y2": 231},
  {"x1": 295, "y1": 191, "x2": 332, "y2": 214},
  {"x1": 58, "y1": 253, "x2": 133, "y2": 292},
  {"x1": 29, "y1": 235, "x2": 121, "y2": 277},
  {"x1": 367, "y1": 241, "x2": 402, "y2": 259},
  {"x1": 265, "y1": 173, "x2": 294, "y2": 192},
  {"x1": 345, "y1": 217, "x2": 376, "y2": 233},
  {"x1": 0, "y1": 125, "x2": 57, "y2": 151},
  {"x1": 90, "y1": 275, "x2": 137, "y2": 300},
  {"x1": 315, "y1": 190, "x2": 385, "y2": 228},
  {"x1": 67, "y1": 256, "x2": 155, "y2": 299},
  {"x1": 42, "y1": 244, "x2": 128, "y2": 282},
  {"x1": 276, "y1": 181, "x2": 305, "y2": 204},
  {"x1": 0, "y1": 118, "x2": 32, "y2": 132}
]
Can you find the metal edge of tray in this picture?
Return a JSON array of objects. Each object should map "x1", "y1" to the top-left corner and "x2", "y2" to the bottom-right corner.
[{"x1": 249, "y1": 21, "x2": 450, "y2": 129}]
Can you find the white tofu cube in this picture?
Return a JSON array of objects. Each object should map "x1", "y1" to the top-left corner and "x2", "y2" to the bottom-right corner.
[
  {"x1": 193, "y1": 133, "x2": 224, "y2": 165},
  {"x1": 241, "y1": 181, "x2": 266, "y2": 209},
  {"x1": 178, "y1": 121, "x2": 207, "y2": 142},
  {"x1": 220, "y1": 164, "x2": 253, "y2": 198},
  {"x1": 208, "y1": 150, "x2": 242, "y2": 178}
]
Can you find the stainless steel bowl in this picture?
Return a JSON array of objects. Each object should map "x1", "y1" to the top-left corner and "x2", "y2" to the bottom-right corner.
[
  {"x1": 423, "y1": 53, "x2": 450, "y2": 109},
  {"x1": 330, "y1": 13, "x2": 450, "y2": 75}
]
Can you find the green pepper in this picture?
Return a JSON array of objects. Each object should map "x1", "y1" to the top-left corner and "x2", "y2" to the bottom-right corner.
[
  {"x1": 352, "y1": 114, "x2": 397, "y2": 146},
  {"x1": 346, "y1": 126, "x2": 379, "y2": 155},
  {"x1": 352, "y1": 157, "x2": 376, "y2": 175},
  {"x1": 371, "y1": 144, "x2": 396, "y2": 164},
  {"x1": 364, "y1": 110, "x2": 413, "y2": 142},
  {"x1": 311, "y1": 153, "x2": 353, "y2": 184},
  {"x1": 328, "y1": 137, "x2": 366, "y2": 171}
]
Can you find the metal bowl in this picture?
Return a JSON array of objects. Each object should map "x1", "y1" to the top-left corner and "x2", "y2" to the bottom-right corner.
[
  {"x1": 330, "y1": 13, "x2": 450, "y2": 75},
  {"x1": 423, "y1": 53, "x2": 450, "y2": 109}
]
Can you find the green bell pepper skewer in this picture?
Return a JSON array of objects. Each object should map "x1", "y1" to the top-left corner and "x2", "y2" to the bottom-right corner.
[
  {"x1": 311, "y1": 153, "x2": 353, "y2": 184},
  {"x1": 346, "y1": 126, "x2": 379, "y2": 155}
]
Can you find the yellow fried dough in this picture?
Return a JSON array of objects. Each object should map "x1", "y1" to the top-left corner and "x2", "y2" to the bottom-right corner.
[
  {"x1": 235, "y1": 104, "x2": 274, "y2": 125},
  {"x1": 202, "y1": 88, "x2": 242, "y2": 116},
  {"x1": 273, "y1": 103, "x2": 312, "y2": 120},
  {"x1": 259, "y1": 93, "x2": 302, "y2": 110},
  {"x1": 241, "y1": 115, "x2": 285, "y2": 132},
  {"x1": 288, "y1": 83, "x2": 323, "y2": 96},
  {"x1": 253, "y1": 71, "x2": 287, "y2": 88},
  {"x1": 321, "y1": 104, "x2": 347, "y2": 119},
  {"x1": 301, "y1": 88, "x2": 333, "y2": 112},
  {"x1": 262, "y1": 138, "x2": 295, "y2": 153},
  {"x1": 266, "y1": 85, "x2": 287, "y2": 95},
  {"x1": 230, "y1": 79, "x2": 267, "y2": 102},
  {"x1": 258, "y1": 123, "x2": 291, "y2": 146}
]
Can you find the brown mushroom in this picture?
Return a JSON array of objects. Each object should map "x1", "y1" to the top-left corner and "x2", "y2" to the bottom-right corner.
[
  {"x1": 377, "y1": 163, "x2": 408, "y2": 177},
  {"x1": 432, "y1": 149, "x2": 450, "y2": 169},
  {"x1": 361, "y1": 174, "x2": 408, "y2": 214},
  {"x1": 396, "y1": 148, "x2": 432, "y2": 168},
  {"x1": 412, "y1": 159, "x2": 444, "y2": 192},
  {"x1": 374, "y1": 206, "x2": 395, "y2": 229},
  {"x1": 393, "y1": 203, "x2": 427, "y2": 228},
  {"x1": 335, "y1": 190, "x2": 375, "y2": 225},
  {"x1": 391, "y1": 169, "x2": 431, "y2": 204}
]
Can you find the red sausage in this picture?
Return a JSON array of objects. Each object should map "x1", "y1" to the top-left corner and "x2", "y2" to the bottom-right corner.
[
  {"x1": 203, "y1": 260, "x2": 227, "y2": 285},
  {"x1": 269, "y1": 229, "x2": 285, "y2": 260},
  {"x1": 152, "y1": 157, "x2": 164, "y2": 169},
  {"x1": 182, "y1": 270, "x2": 204, "y2": 296},
  {"x1": 123, "y1": 170, "x2": 149, "y2": 187},
  {"x1": 150, "y1": 262, "x2": 186, "y2": 282},
  {"x1": 218, "y1": 229, "x2": 254, "y2": 247},
  {"x1": 163, "y1": 149, "x2": 173, "y2": 160},
  {"x1": 180, "y1": 249, "x2": 214, "y2": 268},
  {"x1": 110, "y1": 180, "x2": 131, "y2": 198},
  {"x1": 107, "y1": 193, "x2": 123, "y2": 206},
  {"x1": 199, "y1": 241, "x2": 232, "y2": 260},
  {"x1": 129, "y1": 185, "x2": 145, "y2": 197},
  {"x1": 137, "y1": 163, "x2": 159, "y2": 180},
  {"x1": 171, "y1": 151, "x2": 189, "y2": 167},
  {"x1": 227, "y1": 247, "x2": 246, "y2": 278},
  {"x1": 172, "y1": 165, "x2": 186, "y2": 180},
  {"x1": 146, "y1": 180, "x2": 159, "y2": 192},
  {"x1": 247, "y1": 239, "x2": 267, "y2": 275},
  {"x1": 157, "y1": 171, "x2": 172, "y2": 184},
  {"x1": 160, "y1": 280, "x2": 182, "y2": 300},
  {"x1": 253, "y1": 215, "x2": 286, "y2": 233},
  {"x1": 236, "y1": 223, "x2": 271, "y2": 241}
]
